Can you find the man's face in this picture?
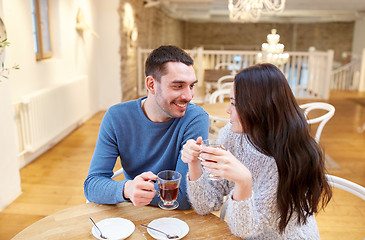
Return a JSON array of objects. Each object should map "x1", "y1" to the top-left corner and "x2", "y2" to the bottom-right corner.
[{"x1": 153, "y1": 62, "x2": 197, "y2": 121}]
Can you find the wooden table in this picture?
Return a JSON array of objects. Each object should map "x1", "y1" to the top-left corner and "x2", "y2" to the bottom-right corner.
[
  {"x1": 12, "y1": 202, "x2": 240, "y2": 240},
  {"x1": 201, "y1": 103, "x2": 230, "y2": 119},
  {"x1": 204, "y1": 69, "x2": 232, "y2": 83}
]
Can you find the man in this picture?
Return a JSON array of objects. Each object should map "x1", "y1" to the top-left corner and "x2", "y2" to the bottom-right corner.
[{"x1": 84, "y1": 45, "x2": 209, "y2": 209}]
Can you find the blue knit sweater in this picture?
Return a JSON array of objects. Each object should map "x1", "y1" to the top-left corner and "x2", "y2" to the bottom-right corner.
[{"x1": 84, "y1": 96, "x2": 209, "y2": 209}]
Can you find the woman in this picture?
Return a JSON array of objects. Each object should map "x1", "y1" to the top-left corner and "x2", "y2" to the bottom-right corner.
[{"x1": 181, "y1": 63, "x2": 332, "y2": 239}]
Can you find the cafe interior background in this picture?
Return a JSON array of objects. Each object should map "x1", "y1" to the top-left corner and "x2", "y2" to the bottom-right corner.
[{"x1": 0, "y1": 0, "x2": 364, "y2": 236}]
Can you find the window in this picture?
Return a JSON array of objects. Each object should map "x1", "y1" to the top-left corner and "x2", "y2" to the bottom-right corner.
[{"x1": 31, "y1": 0, "x2": 52, "y2": 60}]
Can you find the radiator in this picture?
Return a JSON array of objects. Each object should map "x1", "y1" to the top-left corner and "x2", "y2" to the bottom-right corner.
[{"x1": 14, "y1": 76, "x2": 89, "y2": 154}]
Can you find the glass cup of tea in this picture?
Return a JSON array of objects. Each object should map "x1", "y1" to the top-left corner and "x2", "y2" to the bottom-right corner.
[
  {"x1": 157, "y1": 170, "x2": 181, "y2": 210},
  {"x1": 198, "y1": 138, "x2": 226, "y2": 181}
]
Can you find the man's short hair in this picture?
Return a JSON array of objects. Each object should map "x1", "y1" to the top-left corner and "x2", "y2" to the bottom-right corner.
[{"x1": 145, "y1": 45, "x2": 194, "y2": 81}]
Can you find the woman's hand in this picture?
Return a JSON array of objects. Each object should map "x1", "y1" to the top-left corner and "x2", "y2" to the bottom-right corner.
[
  {"x1": 200, "y1": 146, "x2": 252, "y2": 200},
  {"x1": 181, "y1": 137, "x2": 204, "y2": 180}
]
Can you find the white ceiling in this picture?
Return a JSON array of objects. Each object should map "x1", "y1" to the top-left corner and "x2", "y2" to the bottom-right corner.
[{"x1": 144, "y1": 0, "x2": 365, "y2": 23}]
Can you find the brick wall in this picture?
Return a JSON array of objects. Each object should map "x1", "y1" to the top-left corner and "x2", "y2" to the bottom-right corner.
[
  {"x1": 119, "y1": 0, "x2": 184, "y2": 101},
  {"x1": 119, "y1": 2, "x2": 354, "y2": 101},
  {"x1": 183, "y1": 21, "x2": 354, "y2": 63}
]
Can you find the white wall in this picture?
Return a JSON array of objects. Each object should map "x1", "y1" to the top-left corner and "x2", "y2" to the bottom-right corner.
[
  {"x1": 352, "y1": 18, "x2": 365, "y2": 59},
  {"x1": 0, "y1": 0, "x2": 121, "y2": 210},
  {"x1": 0, "y1": 80, "x2": 21, "y2": 211},
  {"x1": 352, "y1": 17, "x2": 365, "y2": 91},
  {"x1": 0, "y1": 0, "x2": 21, "y2": 212},
  {"x1": 4, "y1": 0, "x2": 121, "y2": 109},
  {"x1": 92, "y1": 1, "x2": 122, "y2": 108}
]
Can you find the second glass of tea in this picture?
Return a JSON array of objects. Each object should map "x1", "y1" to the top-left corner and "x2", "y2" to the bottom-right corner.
[
  {"x1": 199, "y1": 138, "x2": 226, "y2": 180},
  {"x1": 157, "y1": 170, "x2": 181, "y2": 210}
]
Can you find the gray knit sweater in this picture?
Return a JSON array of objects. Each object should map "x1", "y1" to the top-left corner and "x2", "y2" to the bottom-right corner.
[{"x1": 186, "y1": 124, "x2": 320, "y2": 239}]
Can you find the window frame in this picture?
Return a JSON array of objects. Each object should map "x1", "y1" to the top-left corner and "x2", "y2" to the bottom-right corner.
[{"x1": 32, "y1": 0, "x2": 52, "y2": 60}]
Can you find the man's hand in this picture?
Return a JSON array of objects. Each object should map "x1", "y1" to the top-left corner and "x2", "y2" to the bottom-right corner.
[
  {"x1": 181, "y1": 136, "x2": 203, "y2": 164},
  {"x1": 123, "y1": 171, "x2": 157, "y2": 207},
  {"x1": 181, "y1": 136, "x2": 203, "y2": 181}
]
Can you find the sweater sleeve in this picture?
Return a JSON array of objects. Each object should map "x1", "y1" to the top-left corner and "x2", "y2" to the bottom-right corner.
[
  {"x1": 187, "y1": 172, "x2": 233, "y2": 214},
  {"x1": 84, "y1": 110, "x2": 127, "y2": 204},
  {"x1": 186, "y1": 124, "x2": 233, "y2": 213},
  {"x1": 225, "y1": 163, "x2": 278, "y2": 238},
  {"x1": 187, "y1": 157, "x2": 278, "y2": 238},
  {"x1": 187, "y1": 124, "x2": 280, "y2": 238}
]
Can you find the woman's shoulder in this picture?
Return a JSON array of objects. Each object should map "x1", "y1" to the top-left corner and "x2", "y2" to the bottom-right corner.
[
  {"x1": 220, "y1": 125, "x2": 276, "y2": 166},
  {"x1": 218, "y1": 123, "x2": 238, "y2": 140},
  {"x1": 219, "y1": 125, "x2": 256, "y2": 152}
]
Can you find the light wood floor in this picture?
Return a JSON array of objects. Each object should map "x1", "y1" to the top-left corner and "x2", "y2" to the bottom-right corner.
[{"x1": 1, "y1": 90, "x2": 364, "y2": 239}]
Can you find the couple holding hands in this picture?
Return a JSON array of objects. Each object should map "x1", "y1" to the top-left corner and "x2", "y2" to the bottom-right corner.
[{"x1": 84, "y1": 45, "x2": 331, "y2": 239}]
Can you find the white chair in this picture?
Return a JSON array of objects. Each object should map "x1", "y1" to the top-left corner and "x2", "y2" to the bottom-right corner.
[
  {"x1": 219, "y1": 195, "x2": 229, "y2": 220},
  {"x1": 217, "y1": 75, "x2": 234, "y2": 91},
  {"x1": 111, "y1": 167, "x2": 124, "y2": 179},
  {"x1": 209, "y1": 115, "x2": 229, "y2": 139},
  {"x1": 207, "y1": 101, "x2": 334, "y2": 144},
  {"x1": 220, "y1": 174, "x2": 365, "y2": 220},
  {"x1": 299, "y1": 102, "x2": 335, "y2": 143},
  {"x1": 209, "y1": 89, "x2": 231, "y2": 104},
  {"x1": 207, "y1": 89, "x2": 231, "y2": 138},
  {"x1": 204, "y1": 69, "x2": 235, "y2": 103},
  {"x1": 326, "y1": 174, "x2": 365, "y2": 200},
  {"x1": 215, "y1": 76, "x2": 234, "y2": 103}
]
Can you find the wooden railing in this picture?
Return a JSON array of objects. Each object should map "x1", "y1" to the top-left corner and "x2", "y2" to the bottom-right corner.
[{"x1": 138, "y1": 47, "x2": 334, "y2": 100}]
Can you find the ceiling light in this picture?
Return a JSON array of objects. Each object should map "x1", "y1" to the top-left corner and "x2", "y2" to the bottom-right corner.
[
  {"x1": 256, "y1": 29, "x2": 289, "y2": 66},
  {"x1": 228, "y1": 0, "x2": 286, "y2": 23}
]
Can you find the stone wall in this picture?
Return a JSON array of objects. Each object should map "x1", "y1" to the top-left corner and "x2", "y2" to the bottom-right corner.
[
  {"x1": 183, "y1": 21, "x2": 354, "y2": 63},
  {"x1": 118, "y1": 1, "x2": 355, "y2": 101},
  {"x1": 119, "y1": 0, "x2": 184, "y2": 101}
]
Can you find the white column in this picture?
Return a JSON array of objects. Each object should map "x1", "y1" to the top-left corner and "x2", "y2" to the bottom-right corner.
[
  {"x1": 137, "y1": 47, "x2": 143, "y2": 96},
  {"x1": 358, "y1": 48, "x2": 365, "y2": 92},
  {"x1": 196, "y1": 46, "x2": 204, "y2": 87},
  {"x1": 194, "y1": 46, "x2": 205, "y2": 104},
  {"x1": 324, "y1": 49, "x2": 334, "y2": 100}
]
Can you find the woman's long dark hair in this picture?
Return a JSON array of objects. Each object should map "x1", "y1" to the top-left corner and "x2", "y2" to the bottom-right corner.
[{"x1": 234, "y1": 63, "x2": 332, "y2": 233}]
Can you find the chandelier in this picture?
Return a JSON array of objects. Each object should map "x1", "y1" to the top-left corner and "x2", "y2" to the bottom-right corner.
[
  {"x1": 256, "y1": 29, "x2": 289, "y2": 66},
  {"x1": 228, "y1": 0, "x2": 286, "y2": 23}
]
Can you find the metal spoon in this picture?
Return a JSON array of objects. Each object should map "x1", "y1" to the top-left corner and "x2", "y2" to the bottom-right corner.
[
  {"x1": 89, "y1": 217, "x2": 107, "y2": 239},
  {"x1": 140, "y1": 224, "x2": 179, "y2": 239}
]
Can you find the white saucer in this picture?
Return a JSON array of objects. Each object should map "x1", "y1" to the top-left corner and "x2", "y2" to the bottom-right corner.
[
  {"x1": 147, "y1": 217, "x2": 189, "y2": 240},
  {"x1": 91, "y1": 217, "x2": 135, "y2": 240}
]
